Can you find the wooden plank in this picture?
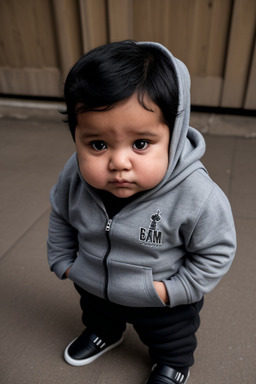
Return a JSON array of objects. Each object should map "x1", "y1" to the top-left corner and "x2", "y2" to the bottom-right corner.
[
  {"x1": 244, "y1": 40, "x2": 256, "y2": 110},
  {"x1": 79, "y1": 0, "x2": 108, "y2": 52},
  {"x1": 202, "y1": 0, "x2": 232, "y2": 77},
  {"x1": 52, "y1": 0, "x2": 83, "y2": 79},
  {"x1": 221, "y1": 0, "x2": 256, "y2": 108},
  {"x1": 0, "y1": 0, "x2": 62, "y2": 96},
  {"x1": 191, "y1": 76, "x2": 223, "y2": 107},
  {"x1": 107, "y1": 0, "x2": 133, "y2": 41},
  {"x1": 0, "y1": 0, "x2": 58, "y2": 67},
  {"x1": 133, "y1": 0, "x2": 191, "y2": 59},
  {"x1": 187, "y1": 0, "x2": 221, "y2": 75},
  {"x1": 0, "y1": 67, "x2": 62, "y2": 97},
  {"x1": 189, "y1": 0, "x2": 232, "y2": 105}
]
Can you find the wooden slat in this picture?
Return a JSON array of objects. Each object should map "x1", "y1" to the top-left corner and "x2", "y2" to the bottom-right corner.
[
  {"x1": 244, "y1": 40, "x2": 256, "y2": 110},
  {"x1": 188, "y1": 0, "x2": 232, "y2": 105},
  {"x1": 79, "y1": 0, "x2": 108, "y2": 53},
  {"x1": 191, "y1": 76, "x2": 223, "y2": 107},
  {"x1": 133, "y1": 0, "x2": 191, "y2": 58},
  {"x1": 0, "y1": 0, "x2": 63, "y2": 96},
  {"x1": 221, "y1": 0, "x2": 256, "y2": 108},
  {"x1": 107, "y1": 0, "x2": 133, "y2": 41},
  {"x1": 52, "y1": 0, "x2": 83, "y2": 80},
  {"x1": 0, "y1": 0, "x2": 58, "y2": 68},
  {"x1": 198, "y1": 0, "x2": 232, "y2": 77},
  {"x1": 0, "y1": 67, "x2": 62, "y2": 97}
]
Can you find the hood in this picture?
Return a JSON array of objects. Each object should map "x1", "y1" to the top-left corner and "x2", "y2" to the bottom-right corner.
[{"x1": 137, "y1": 42, "x2": 206, "y2": 197}]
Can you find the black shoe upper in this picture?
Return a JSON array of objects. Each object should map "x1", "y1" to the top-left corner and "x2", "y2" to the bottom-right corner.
[
  {"x1": 67, "y1": 329, "x2": 121, "y2": 360},
  {"x1": 145, "y1": 364, "x2": 189, "y2": 384}
]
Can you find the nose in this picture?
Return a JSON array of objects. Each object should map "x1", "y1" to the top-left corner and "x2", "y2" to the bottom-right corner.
[{"x1": 108, "y1": 149, "x2": 132, "y2": 171}]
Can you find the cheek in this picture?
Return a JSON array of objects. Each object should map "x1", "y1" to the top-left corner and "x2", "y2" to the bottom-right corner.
[
  {"x1": 138, "y1": 154, "x2": 168, "y2": 188},
  {"x1": 78, "y1": 157, "x2": 105, "y2": 187}
]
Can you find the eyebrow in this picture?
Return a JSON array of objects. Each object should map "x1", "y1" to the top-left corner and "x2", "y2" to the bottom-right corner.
[
  {"x1": 80, "y1": 132, "x2": 102, "y2": 139},
  {"x1": 80, "y1": 130, "x2": 160, "y2": 139},
  {"x1": 135, "y1": 131, "x2": 159, "y2": 137}
]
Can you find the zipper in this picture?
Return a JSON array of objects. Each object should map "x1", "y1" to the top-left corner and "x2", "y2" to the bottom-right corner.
[
  {"x1": 105, "y1": 219, "x2": 112, "y2": 232},
  {"x1": 103, "y1": 219, "x2": 113, "y2": 300}
]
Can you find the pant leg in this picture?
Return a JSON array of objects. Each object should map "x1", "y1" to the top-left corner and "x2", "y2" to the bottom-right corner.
[
  {"x1": 74, "y1": 284, "x2": 126, "y2": 343},
  {"x1": 133, "y1": 299, "x2": 204, "y2": 369}
]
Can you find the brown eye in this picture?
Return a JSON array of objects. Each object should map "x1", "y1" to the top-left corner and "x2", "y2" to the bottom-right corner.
[
  {"x1": 91, "y1": 141, "x2": 107, "y2": 151},
  {"x1": 133, "y1": 140, "x2": 149, "y2": 150}
]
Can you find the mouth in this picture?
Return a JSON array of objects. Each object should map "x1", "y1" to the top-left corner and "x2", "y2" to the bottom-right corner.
[{"x1": 111, "y1": 179, "x2": 132, "y2": 187}]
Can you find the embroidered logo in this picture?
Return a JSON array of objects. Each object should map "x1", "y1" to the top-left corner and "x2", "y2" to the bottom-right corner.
[{"x1": 139, "y1": 210, "x2": 163, "y2": 247}]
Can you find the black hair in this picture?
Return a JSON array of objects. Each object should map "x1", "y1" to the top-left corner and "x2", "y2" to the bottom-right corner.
[{"x1": 63, "y1": 40, "x2": 179, "y2": 141}]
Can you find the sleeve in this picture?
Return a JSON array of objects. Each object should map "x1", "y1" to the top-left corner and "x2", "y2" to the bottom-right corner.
[
  {"x1": 47, "y1": 180, "x2": 78, "y2": 279},
  {"x1": 164, "y1": 185, "x2": 236, "y2": 307}
]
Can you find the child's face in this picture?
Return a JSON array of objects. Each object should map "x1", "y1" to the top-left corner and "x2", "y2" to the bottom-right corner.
[{"x1": 75, "y1": 94, "x2": 170, "y2": 198}]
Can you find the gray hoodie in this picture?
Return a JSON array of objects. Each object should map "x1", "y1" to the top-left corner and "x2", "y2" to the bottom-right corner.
[{"x1": 47, "y1": 42, "x2": 236, "y2": 308}]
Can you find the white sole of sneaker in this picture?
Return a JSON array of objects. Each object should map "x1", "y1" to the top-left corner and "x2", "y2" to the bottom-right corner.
[
  {"x1": 184, "y1": 370, "x2": 190, "y2": 384},
  {"x1": 64, "y1": 335, "x2": 124, "y2": 366}
]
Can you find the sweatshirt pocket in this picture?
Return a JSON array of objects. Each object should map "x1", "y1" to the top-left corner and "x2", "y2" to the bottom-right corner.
[
  {"x1": 107, "y1": 260, "x2": 166, "y2": 308},
  {"x1": 68, "y1": 250, "x2": 106, "y2": 298}
]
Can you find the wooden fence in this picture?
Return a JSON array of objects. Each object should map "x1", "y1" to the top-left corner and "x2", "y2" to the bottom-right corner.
[{"x1": 0, "y1": 0, "x2": 255, "y2": 109}]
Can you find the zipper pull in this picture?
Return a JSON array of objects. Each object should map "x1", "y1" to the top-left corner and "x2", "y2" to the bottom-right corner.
[{"x1": 105, "y1": 219, "x2": 112, "y2": 232}]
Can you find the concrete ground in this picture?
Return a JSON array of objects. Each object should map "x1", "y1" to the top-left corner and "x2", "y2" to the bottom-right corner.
[{"x1": 0, "y1": 100, "x2": 256, "y2": 384}]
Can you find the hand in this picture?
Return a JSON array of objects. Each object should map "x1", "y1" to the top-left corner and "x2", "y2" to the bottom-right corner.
[
  {"x1": 153, "y1": 281, "x2": 169, "y2": 304},
  {"x1": 65, "y1": 267, "x2": 71, "y2": 277}
]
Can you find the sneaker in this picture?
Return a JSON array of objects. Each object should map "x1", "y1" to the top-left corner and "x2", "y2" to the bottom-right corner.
[
  {"x1": 64, "y1": 329, "x2": 123, "y2": 366},
  {"x1": 145, "y1": 364, "x2": 190, "y2": 384}
]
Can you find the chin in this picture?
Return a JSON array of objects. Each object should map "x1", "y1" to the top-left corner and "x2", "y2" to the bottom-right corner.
[{"x1": 111, "y1": 189, "x2": 137, "y2": 198}]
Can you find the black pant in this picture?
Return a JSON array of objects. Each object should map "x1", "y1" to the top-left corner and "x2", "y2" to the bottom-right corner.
[{"x1": 75, "y1": 284, "x2": 203, "y2": 370}]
